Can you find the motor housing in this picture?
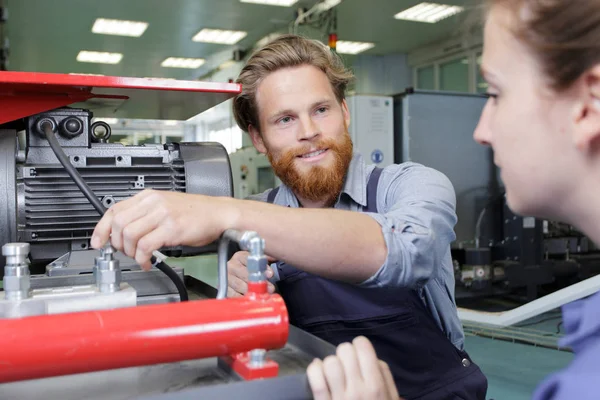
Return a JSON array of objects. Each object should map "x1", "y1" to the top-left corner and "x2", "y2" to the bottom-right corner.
[{"x1": 0, "y1": 107, "x2": 233, "y2": 273}]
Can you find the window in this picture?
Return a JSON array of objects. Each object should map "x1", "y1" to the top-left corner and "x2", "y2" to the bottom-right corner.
[
  {"x1": 207, "y1": 126, "x2": 243, "y2": 154},
  {"x1": 417, "y1": 66, "x2": 435, "y2": 90},
  {"x1": 412, "y1": 47, "x2": 485, "y2": 94},
  {"x1": 476, "y1": 53, "x2": 488, "y2": 94},
  {"x1": 440, "y1": 57, "x2": 469, "y2": 92}
]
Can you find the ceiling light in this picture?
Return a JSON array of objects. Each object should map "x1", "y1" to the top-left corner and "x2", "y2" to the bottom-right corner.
[
  {"x1": 335, "y1": 41, "x2": 375, "y2": 55},
  {"x1": 161, "y1": 57, "x2": 205, "y2": 69},
  {"x1": 76, "y1": 51, "x2": 123, "y2": 64},
  {"x1": 240, "y1": 0, "x2": 298, "y2": 6},
  {"x1": 394, "y1": 2, "x2": 464, "y2": 23},
  {"x1": 69, "y1": 73, "x2": 105, "y2": 76},
  {"x1": 192, "y1": 29, "x2": 248, "y2": 45},
  {"x1": 218, "y1": 60, "x2": 237, "y2": 70},
  {"x1": 94, "y1": 118, "x2": 118, "y2": 124},
  {"x1": 163, "y1": 120, "x2": 178, "y2": 126},
  {"x1": 92, "y1": 18, "x2": 149, "y2": 37},
  {"x1": 315, "y1": 0, "x2": 342, "y2": 12}
]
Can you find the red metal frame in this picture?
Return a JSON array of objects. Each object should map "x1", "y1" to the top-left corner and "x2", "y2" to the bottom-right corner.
[
  {"x1": 0, "y1": 71, "x2": 284, "y2": 385},
  {"x1": 221, "y1": 352, "x2": 280, "y2": 380},
  {"x1": 220, "y1": 281, "x2": 280, "y2": 380},
  {"x1": 0, "y1": 293, "x2": 288, "y2": 384},
  {"x1": 0, "y1": 71, "x2": 241, "y2": 125}
]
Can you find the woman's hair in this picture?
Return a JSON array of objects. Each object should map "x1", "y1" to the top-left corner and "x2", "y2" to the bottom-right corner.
[
  {"x1": 232, "y1": 34, "x2": 354, "y2": 133},
  {"x1": 489, "y1": 0, "x2": 600, "y2": 91}
]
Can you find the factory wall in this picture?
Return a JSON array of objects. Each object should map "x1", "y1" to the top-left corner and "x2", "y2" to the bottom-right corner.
[{"x1": 351, "y1": 53, "x2": 412, "y2": 96}]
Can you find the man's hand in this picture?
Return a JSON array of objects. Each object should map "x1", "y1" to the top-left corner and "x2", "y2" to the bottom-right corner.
[
  {"x1": 227, "y1": 251, "x2": 277, "y2": 297},
  {"x1": 307, "y1": 336, "x2": 402, "y2": 400},
  {"x1": 90, "y1": 189, "x2": 236, "y2": 270}
]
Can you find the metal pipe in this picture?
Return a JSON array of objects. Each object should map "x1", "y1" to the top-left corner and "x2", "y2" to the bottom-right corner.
[
  {"x1": 216, "y1": 231, "x2": 235, "y2": 299},
  {"x1": 0, "y1": 294, "x2": 289, "y2": 383},
  {"x1": 217, "y1": 229, "x2": 267, "y2": 299}
]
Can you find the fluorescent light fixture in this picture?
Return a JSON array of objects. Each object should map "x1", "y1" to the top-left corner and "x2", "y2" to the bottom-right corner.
[
  {"x1": 240, "y1": 0, "x2": 298, "y2": 6},
  {"x1": 76, "y1": 51, "x2": 123, "y2": 64},
  {"x1": 192, "y1": 28, "x2": 247, "y2": 45},
  {"x1": 94, "y1": 118, "x2": 118, "y2": 124},
  {"x1": 218, "y1": 60, "x2": 237, "y2": 70},
  {"x1": 335, "y1": 41, "x2": 375, "y2": 55},
  {"x1": 161, "y1": 57, "x2": 205, "y2": 69},
  {"x1": 69, "y1": 73, "x2": 105, "y2": 76},
  {"x1": 163, "y1": 120, "x2": 178, "y2": 126},
  {"x1": 92, "y1": 18, "x2": 149, "y2": 37},
  {"x1": 315, "y1": 0, "x2": 341, "y2": 12},
  {"x1": 394, "y1": 2, "x2": 464, "y2": 23}
]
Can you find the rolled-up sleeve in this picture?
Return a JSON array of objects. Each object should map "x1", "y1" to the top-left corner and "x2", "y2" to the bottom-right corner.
[{"x1": 360, "y1": 163, "x2": 457, "y2": 289}]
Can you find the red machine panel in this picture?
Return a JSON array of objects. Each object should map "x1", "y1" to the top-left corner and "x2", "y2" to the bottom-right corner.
[{"x1": 0, "y1": 71, "x2": 241, "y2": 125}]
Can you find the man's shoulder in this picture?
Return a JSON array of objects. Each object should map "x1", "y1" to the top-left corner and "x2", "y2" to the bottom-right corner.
[
  {"x1": 245, "y1": 189, "x2": 271, "y2": 202},
  {"x1": 374, "y1": 161, "x2": 452, "y2": 186}
]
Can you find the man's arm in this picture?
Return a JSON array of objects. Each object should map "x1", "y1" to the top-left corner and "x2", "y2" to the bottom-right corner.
[
  {"x1": 359, "y1": 163, "x2": 457, "y2": 289},
  {"x1": 91, "y1": 164, "x2": 455, "y2": 287},
  {"x1": 90, "y1": 189, "x2": 385, "y2": 282},
  {"x1": 230, "y1": 198, "x2": 387, "y2": 283}
]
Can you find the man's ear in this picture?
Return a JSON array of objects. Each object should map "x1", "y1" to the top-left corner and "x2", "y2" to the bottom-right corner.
[
  {"x1": 573, "y1": 64, "x2": 600, "y2": 153},
  {"x1": 248, "y1": 125, "x2": 267, "y2": 154},
  {"x1": 341, "y1": 99, "x2": 351, "y2": 129}
]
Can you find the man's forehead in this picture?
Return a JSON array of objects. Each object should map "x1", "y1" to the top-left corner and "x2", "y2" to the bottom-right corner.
[{"x1": 255, "y1": 66, "x2": 336, "y2": 112}]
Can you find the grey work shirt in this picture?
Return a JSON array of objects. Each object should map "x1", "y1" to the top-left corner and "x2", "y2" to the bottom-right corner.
[{"x1": 249, "y1": 152, "x2": 465, "y2": 350}]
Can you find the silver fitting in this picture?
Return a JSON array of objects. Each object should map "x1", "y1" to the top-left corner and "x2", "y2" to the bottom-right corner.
[
  {"x1": 240, "y1": 231, "x2": 267, "y2": 283},
  {"x1": 249, "y1": 348, "x2": 267, "y2": 367},
  {"x1": 93, "y1": 244, "x2": 122, "y2": 293},
  {"x1": 2, "y1": 243, "x2": 31, "y2": 301}
]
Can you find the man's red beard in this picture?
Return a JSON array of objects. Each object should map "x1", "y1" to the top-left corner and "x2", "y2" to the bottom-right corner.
[{"x1": 267, "y1": 132, "x2": 354, "y2": 207}]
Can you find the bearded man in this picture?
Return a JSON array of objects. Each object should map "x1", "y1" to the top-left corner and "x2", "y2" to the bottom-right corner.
[{"x1": 92, "y1": 35, "x2": 487, "y2": 400}]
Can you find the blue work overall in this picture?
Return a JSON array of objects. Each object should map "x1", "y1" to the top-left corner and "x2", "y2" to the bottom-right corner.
[{"x1": 267, "y1": 168, "x2": 488, "y2": 400}]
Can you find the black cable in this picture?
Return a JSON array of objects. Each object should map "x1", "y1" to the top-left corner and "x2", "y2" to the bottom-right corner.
[{"x1": 41, "y1": 120, "x2": 188, "y2": 301}]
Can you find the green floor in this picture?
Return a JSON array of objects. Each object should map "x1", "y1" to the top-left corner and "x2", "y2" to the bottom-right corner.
[{"x1": 465, "y1": 335, "x2": 572, "y2": 400}]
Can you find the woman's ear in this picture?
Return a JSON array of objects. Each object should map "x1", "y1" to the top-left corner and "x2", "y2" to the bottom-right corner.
[{"x1": 573, "y1": 65, "x2": 600, "y2": 153}]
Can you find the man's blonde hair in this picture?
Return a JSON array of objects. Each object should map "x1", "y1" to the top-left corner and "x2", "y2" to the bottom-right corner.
[{"x1": 232, "y1": 34, "x2": 354, "y2": 133}]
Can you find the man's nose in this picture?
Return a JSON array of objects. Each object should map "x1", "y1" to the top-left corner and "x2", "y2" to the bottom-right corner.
[{"x1": 297, "y1": 116, "x2": 320, "y2": 141}]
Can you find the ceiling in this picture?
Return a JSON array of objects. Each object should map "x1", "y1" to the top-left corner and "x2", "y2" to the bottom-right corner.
[{"x1": 2, "y1": 0, "x2": 476, "y2": 81}]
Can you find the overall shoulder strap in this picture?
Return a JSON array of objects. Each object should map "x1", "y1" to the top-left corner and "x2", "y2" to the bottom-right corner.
[
  {"x1": 365, "y1": 167, "x2": 383, "y2": 213},
  {"x1": 267, "y1": 187, "x2": 280, "y2": 204}
]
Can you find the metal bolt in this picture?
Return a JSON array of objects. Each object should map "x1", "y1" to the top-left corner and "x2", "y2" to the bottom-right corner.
[
  {"x1": 94, "y1": 244, "x2": 121, "y2": 293},
  {"x1": 2, "y1": 243, "x2": 31, "y2": 301}
]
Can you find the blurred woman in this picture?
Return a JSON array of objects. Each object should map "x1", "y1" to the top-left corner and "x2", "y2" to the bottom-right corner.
[{"x1": 308, "y1": 0, "x2": 600, "y2": 399}]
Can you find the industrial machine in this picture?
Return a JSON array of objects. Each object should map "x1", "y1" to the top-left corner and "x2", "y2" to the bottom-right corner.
[
  {"x1": 229, "y1": 146, "x2": 279, "y2": 199},
  {"x1": 347, "y1": 94, "x2": 394, "y2": 168},
  {"x1": 393, "y1": 89, "x2": 600, "y2": 325},
  {"x1": 0, "y1": 72, "x2": 335, "y2": 399}
]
